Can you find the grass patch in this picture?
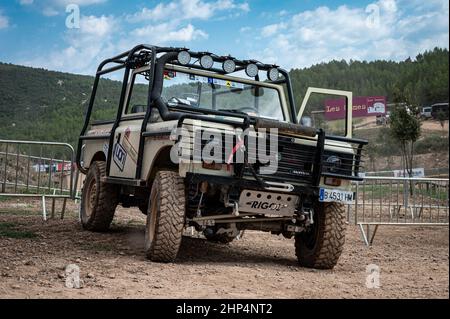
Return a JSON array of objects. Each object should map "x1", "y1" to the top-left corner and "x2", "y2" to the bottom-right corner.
[
  {"x1": 359, "y1": 183, "x2": 449, "y2": 201},
  {"x1": 126, "y1": 219, "x2": 145, "y2": 226},
  {"x1": 0, "y1": 222, "x2": 37, "y2": 239},
  {"x1": 0, "y1": 196, "x2": 12, "y2": 202},
  {"x1": 0, "y1": 210, "x2": 36, "y2": 216}
]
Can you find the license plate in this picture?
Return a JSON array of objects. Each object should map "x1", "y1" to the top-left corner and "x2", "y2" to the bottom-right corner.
[{"x1": 319, "y1": 188, "x2": 354, "y2": 204}]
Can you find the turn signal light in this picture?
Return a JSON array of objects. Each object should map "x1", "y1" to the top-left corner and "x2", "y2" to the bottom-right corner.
[
  {"x1": 202, "y1": 162, "x2": 222, "y2": 170},
  {"x1": 324, "y1": 177, "x2": 341, "y2": 187}
]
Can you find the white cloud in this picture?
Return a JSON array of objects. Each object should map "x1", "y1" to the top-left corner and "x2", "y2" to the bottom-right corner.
[
  {"x1": 79, "y1": 14, "x2": 115, "y2": 37},
  {"x1": 130, "y1": 23, "x2": 208, "y2": 43},
  {"x1": 128, "y1": 0, "x2": 249, "y2": 23},
  {"x1": 253, "y1": 0, "x2": 449, "y2": 69},
  {"x1": 23, "y1": 14, "x2": 117, "y2": 74},
  {"x1": 19, "y1": 0, "x2": 34, "y2": 5},
  {"x1": 51, "y1": 0, "x2": 107, "y2": 6},
  {"x1": 261, "y1": 23, "x2": 286, "y2": 37},
  {"x1": 42, "y1": 7, "x2": 59, "y2": 16},
  {"x1": 0, "y1": 11, "x2": 8, "y2": 29},
  {"x1": 122, "y1": 0, "x2": 248, "y2": 54},
  {"x1": 23, "y1": 0, "x2": 240, "y2": 74},
  {"x1": 32, "y1": 0, "x2": 107, "y2": 16}
]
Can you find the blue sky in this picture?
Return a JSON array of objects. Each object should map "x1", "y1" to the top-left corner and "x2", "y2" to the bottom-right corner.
[{"x1": 0, "y1": 0, "x2": 448, "y2": 75}]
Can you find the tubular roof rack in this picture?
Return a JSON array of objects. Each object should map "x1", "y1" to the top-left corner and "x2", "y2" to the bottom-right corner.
[{"x1": 96, "y1": 44, "x2": 283, "y2": 78}]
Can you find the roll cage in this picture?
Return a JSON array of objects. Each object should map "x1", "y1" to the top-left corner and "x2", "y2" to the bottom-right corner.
[
  {"x1": 77, "y1": 44, "x2": 368, "y2": 185},
  {"x1": 77, "y1": 44, "x2": 298, "y2": 176}
]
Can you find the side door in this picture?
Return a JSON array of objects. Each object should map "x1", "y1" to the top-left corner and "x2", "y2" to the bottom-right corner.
[
  {"x1": 297, "y1": 87, "x2": 353, "y2": 138},
  {"x1": 109, "y1": 68, "x2": 148, "y2": 179}
]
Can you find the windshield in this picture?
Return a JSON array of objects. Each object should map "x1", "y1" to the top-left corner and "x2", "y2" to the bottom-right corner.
[{"x1": 161, "y1": 69, "x2": 285, "y2": 121}]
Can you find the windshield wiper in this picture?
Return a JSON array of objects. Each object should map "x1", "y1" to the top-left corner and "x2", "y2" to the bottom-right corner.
[
  {"x1": 218, "y1": 109, "x2": 248, "y2": 115},
  {"x1": 168, "y1": 97, "x2": 191, "y2": 106}
]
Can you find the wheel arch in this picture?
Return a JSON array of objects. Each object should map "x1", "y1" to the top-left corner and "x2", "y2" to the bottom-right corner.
[
  {"x1": 91, "y1": 151, "x2": 106, "y2": 164},
  {"x1": 145, "y1": 146, "x2": 178, "y2": 184}
]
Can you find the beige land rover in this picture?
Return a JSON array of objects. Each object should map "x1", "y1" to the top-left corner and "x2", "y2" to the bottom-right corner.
[{"x1": 77, "y1": 45, "x2": 367, "y2": 269}]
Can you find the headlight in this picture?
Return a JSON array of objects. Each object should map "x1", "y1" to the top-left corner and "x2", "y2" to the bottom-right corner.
[
  {"x1": 177, "y1": 51, "x2": 191, "y2": 65},
  {"x1": 325, "y1": 155, "x2": 341, "y2": 172},
  {"x1": 200, "y1": 55, "x2": 214, "y2": 69},
  {"x1": 245, "y1": 63, "x2": 258, "y2": 77},
  {"x1": 222, "y1": 59, "x2": 236, "y2": 73},
  {"x1": 267, "y1": 67, "x2": 279, "y2": 81}
]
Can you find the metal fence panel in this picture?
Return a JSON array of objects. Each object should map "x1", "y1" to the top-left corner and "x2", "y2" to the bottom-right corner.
[
  {"x1": 348, "y1": 176, "x2": 449, "y2": 245},
  {"x1": 0, "y1": 139, "x2": 76, "y2": 220}
]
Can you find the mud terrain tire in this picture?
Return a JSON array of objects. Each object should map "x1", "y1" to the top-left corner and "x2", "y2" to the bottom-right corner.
[
  {"x1": 145, "y1": 171, "x2": 185, "y2": 262},
  {"x1": 80, "y1": 161, "x2": 119, "y2": 232},
  {"x1": 295, "y1": 202, "x2": 346, "y2": 269}
]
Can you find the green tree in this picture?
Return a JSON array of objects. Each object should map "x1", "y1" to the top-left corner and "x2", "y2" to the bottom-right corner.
[
  {"x1": 388, "y1": 100, "x2": 421, "y2": 185},
  {"x1": 436, "y1": 109, "x2": 447, "y2": 129}
]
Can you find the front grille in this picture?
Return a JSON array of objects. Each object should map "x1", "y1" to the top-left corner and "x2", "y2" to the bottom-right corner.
[
  {"x1": 244, "y1": 135, "x2": 317, "y2": 184},
  {"x1": 179, "y1": 123, "x2": 365, "y2": 184}
]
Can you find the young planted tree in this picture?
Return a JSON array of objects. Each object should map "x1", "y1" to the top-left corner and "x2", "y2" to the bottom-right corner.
[{"x1": 388, "y1": 100, "x2": 421, "y2": 194}]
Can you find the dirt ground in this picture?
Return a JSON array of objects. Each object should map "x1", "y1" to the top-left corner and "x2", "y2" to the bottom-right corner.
[{"x1": 0, "y1": 198, "x2": 448, "y2": 299}]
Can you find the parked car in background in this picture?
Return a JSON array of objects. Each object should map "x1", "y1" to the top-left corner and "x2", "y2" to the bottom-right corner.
[
  {"x1": 376, "y1": 111, "x2": 390, "y2": 125},
  {"x1": 376, "y1": 115, "x2": 386, "y2": 125},
  {"x1": 431, "y1": 103, "x2": 449, "y2": 120},
  {"x1": 420, "y1": 106, "x2": 432, "y2": 119}
]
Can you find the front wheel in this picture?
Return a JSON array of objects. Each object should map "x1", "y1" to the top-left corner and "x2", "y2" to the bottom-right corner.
[
  {"x1": 144, "y1": 171, "x2": 186, "y2": 262},
  {"x1": 295, "y1": 202, "x2": 346, "y2": 269}
]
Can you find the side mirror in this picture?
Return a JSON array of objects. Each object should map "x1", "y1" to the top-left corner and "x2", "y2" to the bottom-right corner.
[
  {"x1": 130, "y1": 104, "x2": 146, "y2": 114},
  {"x1": 300, "y1": 116, "x2": 313, "y2": 127}
]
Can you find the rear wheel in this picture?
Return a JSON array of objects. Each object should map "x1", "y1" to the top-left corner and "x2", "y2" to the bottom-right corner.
[
  {"x1": 138, "y1": 202, "x2": 148, "y2": 215},
  {"x1": 144, "y1": 171, "x2": 186, "y2": 262},
  {"x1": 295, "y1": 202, "x2": 346, "y2": 269},
  {"x1": 80, "y1": 161, "x2": 119, "y2": 232}
]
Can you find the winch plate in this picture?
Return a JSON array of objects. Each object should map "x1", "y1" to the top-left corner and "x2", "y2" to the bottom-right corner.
[{"x1": 238, "y1": 190, "x2": 299, "y2": 216}]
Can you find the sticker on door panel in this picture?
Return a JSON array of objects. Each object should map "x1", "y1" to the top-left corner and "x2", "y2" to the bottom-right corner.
[{"x1": 113, "y1": 143, "x2": 127, "y2": 171}]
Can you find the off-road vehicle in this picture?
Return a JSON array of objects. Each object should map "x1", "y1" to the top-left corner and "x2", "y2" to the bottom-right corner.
[{"x1": 77, "y1": 44, "x2": 367, "y2": 269}]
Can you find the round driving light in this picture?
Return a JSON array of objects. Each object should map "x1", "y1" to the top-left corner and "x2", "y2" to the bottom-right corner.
[
  {"x1": 222, "y1": 59, "x2": 236, "y2": 73},
  {"x1": 267, "y1": 67, "x2": 279, "y2": 81},
  {"x1": 200, "y1": 55, "x2": 214, "y2": 69},
  {"x1": 177, "y1": 51, "x2": 191, "y2": 65},
  {"x1": 245, "y1": 63, "x2": 258, "y2": 77}
]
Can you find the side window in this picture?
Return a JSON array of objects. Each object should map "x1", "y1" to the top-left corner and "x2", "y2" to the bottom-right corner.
[
  {"x1": 300, "y1": 93, "x2": 349, "y2": 137},
  {"x1": 126, "y1": 73, "x2": 149, "y2": 114},
  {"x1": 90, "y1": 69, "x2": 125, "y2": 123}
]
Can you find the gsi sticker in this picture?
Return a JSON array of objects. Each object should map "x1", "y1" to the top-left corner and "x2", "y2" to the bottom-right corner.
[{"x1": 113, "y1": 143, "x2": 127, "y2": 171}]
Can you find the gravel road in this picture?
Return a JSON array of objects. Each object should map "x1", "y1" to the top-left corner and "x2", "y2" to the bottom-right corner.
[{"x1": 0, "y1": 200, "x2": 448, "y2": 299}]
